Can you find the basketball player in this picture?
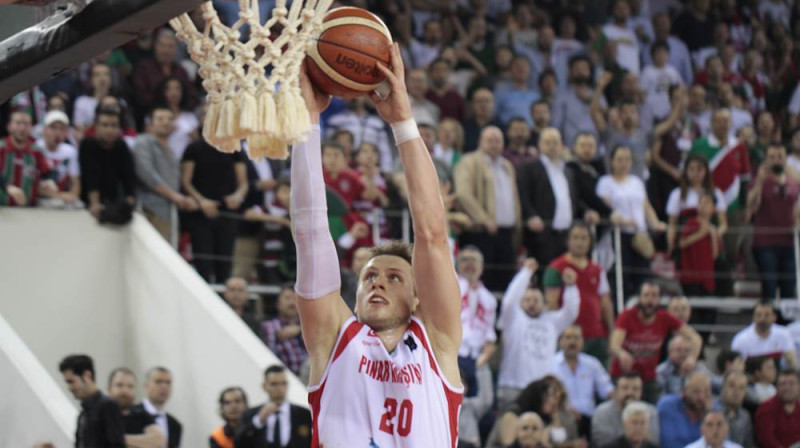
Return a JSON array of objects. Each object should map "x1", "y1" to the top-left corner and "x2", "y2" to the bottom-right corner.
[{"x1": 292, "y1": 42, "x2": 463, "y2": 447}]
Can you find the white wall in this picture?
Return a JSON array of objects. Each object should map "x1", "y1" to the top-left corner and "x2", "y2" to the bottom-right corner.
[
  {"x1": 0, "y1": 314, "x2": 77, "y2": 448},
  {"x1": 0, "y1": 209, "x2": 307, "y2": 448}
]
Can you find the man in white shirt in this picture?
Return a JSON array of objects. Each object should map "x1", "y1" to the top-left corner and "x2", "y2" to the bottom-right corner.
[
  {"x1": 602, "y1": 0, "x2": 641, "y2": 75},
  {"x1": 496, "y1": 259, "x2": 579, "y2": 410},
  {"x1": 550, "y1": 325, "x2": 614, "y2": 421},
  {"x1": 643, "y1": 13, "x2": 693, "y2": 84},
  {"x1": 684, "y1": 411, "x2": 744, "y2": 448},
  {"x1": 406, "y1": 69, "x2": 440, "y2": 127},
  {"x1": 640, "y1": 41, "x2": 683, "y2": 121},
  {"x1": 136, "y1": 367, "x2": 182, "y2": 448},
  {"x1": 409, "y1": 19, "x2": 443, "y2": 69},
  {"x1": 36, "y1": 110, "x2": 81, "y2": 207},
  {"x1": 455, "y1": 246, "x2": 497, "y2": 398},
  {"x1": 732, "y1": 303, "x2": 799, "y2": 369},
  {"x1": 238, "y1": 365, "x2": 312, "y2": 448}
]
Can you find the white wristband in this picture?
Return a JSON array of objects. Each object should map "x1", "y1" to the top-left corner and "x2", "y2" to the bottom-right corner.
[{"x1": 391, "y1": 119, "x2": 420, "y2": 145}]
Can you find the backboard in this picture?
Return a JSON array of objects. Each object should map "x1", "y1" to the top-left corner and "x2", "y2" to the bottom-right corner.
[{"x1": 0, "y1": 0, "x2": 206, "y2": 102}]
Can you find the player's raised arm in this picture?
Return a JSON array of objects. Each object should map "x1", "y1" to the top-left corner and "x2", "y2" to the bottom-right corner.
[
  {"x1": 292, "y1": 67, "x2": 354, "y2": 384},
  {"x1": 371, "y1": 43, "x2": 463, "y2": 356}
]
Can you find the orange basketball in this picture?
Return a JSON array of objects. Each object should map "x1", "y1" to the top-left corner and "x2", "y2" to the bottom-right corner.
[{"x1": 305, "y1": 7, "x2": 393, "y2": 98}]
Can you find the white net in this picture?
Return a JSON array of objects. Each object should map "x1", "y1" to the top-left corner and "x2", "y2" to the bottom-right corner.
[{"x1": 170, "y1": 0, "x2": 333, "y2": 160}]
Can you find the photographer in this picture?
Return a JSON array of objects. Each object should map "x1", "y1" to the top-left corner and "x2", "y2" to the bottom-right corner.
[{"x1": 746, "y1": 143, "x2": 799, "y2": 300}]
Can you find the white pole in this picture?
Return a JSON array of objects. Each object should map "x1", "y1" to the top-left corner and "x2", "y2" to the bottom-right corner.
[
  {"x1": 170, "y1": 204, "x2": 179, "y2": 249},
  {"x1": 402, "y1": 209, "x2": 411, "y2": 243},
  {"x1": 794, "y1": 226, "x2": 800, "y2": 299},
  {"x1": 615, "y1": 226, "x2": 624, "y2": 311},
  {"x1": 371, "y1": 209, "x2": 380, "y2": 245}
]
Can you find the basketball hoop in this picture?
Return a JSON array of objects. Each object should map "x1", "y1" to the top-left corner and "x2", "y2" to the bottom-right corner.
[{"x1": 170, "y1": 0, "x2": 334, "y2": 160}]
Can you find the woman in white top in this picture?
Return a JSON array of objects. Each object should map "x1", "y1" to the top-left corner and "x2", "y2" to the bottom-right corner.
[
  {"x1": 73, "y1": 62, "x2": 113, "y2": 139},
  {"x1": 596, "y1": 145, "x2": 666, "y2": 297},
  {"x1": 156, "y1": 77, "x2": 199, "y2": 161},
  {"x1": 433, "y1": 118, "x2": 464, "y2": 169},
  {"x1": 665, "y1": 154, "x2": 728, "y2": 254}
]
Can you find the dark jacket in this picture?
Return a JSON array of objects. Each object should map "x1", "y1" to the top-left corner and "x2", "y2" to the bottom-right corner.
[
  {"x1": 565, "y1": 158, "x2": 613, "y2": 217},
  {"x1": 516, "y1": 158, "x2": 582, "y2": 223},
  {"x1": 236, "y1": 404, "x2": 312, "y2": 448},
  {"x1": 129, "y1": 403, "x2": 182, "y2": 448},
  {"x1": 75, "y1": 391, "x2": 126, "y2": 448}
]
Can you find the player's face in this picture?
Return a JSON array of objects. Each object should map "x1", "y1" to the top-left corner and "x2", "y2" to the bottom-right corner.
[
  {"x1": 108, "y1": 372, "x2": 137, "y2": 410},
  {"x1": 356, "y1": 255, "x2": 418, "y2": 332}
]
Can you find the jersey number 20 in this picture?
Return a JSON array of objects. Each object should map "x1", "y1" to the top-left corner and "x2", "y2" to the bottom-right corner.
[{"x1": 379, "y1": 398, "x2": 414, "y2": 436}]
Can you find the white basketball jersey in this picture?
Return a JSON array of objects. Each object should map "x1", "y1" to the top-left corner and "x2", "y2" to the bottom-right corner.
[{"x1": 308, "y1": 316, "x2": 463, "y2": 448}]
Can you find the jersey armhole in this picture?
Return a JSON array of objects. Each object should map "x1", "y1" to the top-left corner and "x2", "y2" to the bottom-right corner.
[
  {"x1": 307, "y1": 316, "x2": 361, "y2": 392},
  {"x1": 409, "y1": 316, "x2": 464, "y2": 395}
]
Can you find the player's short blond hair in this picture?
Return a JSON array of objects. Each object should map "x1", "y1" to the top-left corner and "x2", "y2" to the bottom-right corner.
[{"x1": 368, "y1": 241, "x2": 413, "y2": 266}]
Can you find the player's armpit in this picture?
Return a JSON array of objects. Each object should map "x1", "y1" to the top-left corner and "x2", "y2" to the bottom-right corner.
[{"x1": 297, "y1": 292, "x2": 353, "y2": 386}]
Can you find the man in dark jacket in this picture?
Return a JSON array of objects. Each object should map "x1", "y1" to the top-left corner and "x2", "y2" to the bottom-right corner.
[{"x1": 236, "y1": 365, "x2": 311, "y2": 448}]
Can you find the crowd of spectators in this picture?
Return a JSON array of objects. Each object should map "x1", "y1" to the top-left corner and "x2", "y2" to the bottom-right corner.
[{"x1": 6, "y1": 0, "x2": 800, "y2": 447}]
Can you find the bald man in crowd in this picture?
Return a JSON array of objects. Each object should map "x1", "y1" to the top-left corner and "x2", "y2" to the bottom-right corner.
[{"x1": 454, "y1": 126, "x2": 521, "y2": 289}]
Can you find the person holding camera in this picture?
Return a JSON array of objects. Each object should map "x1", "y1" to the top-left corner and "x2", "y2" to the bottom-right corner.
[{"x1": 746, "y1": 143, "x2": 800, "y2": 300}]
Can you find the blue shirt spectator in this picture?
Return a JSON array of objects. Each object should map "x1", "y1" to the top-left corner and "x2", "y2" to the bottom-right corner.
[
  {"x1": 494, "y1": 55, "x2": 540, "y2": 126},
  {"x1": 657, "y1": 372, "x2": 712, "y2": 448}
]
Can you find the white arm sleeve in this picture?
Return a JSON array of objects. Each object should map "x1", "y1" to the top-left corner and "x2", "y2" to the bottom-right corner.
[{"x1": 291, "y1": 125, "x2": 341, "y2": 299}]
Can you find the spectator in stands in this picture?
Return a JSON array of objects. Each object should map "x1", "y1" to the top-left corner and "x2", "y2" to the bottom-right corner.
[
  {"x1": 517, "y1": 127, "x2": 586, "y2": 269},
  {"x1": 455, "y1": 246, "x2": 497, "y2": 397},
  {"x1": 684, "y1": 411, "x2": 743, "y2": 448},
  {"x1": 135, "y1": 367, "x2": 182, "y2": 448},
  {"x1": 132, "y1": 28, "x2": 196, "y2": 126},
  {"x1": 425, "y1": 58, "x2": 466, "y2": 122},
  {"x1": 459, "y1": 363, "x2": 494, "y2": 448},
  {"x1": 222, "y1": 276, "x2": 260, "y2": 336},
  {"x1": 181, "y1": 119, "x2": 248, "y2": 282},
  {"x1": 603, "y1": 0, "x2": 641, "y2": 76},
  {"x1": 596, "y1": 146, "x2": 666, "y2": 297},
  {"x1": 716, "y1": 83, "x2": 753, "y2": 134},
  {"x1": 643, "y1": 13, "x2": 693, "y2": 84},
  {"x1": 497, "y1": 260, "x2": 579, "y2": 410},
  {"x1": 688, "y1": 84, "x2": 711, "y2": 135},
  {"x1": 406, "y1": 18, "x2": 444, "y2": 69},
  {"x1": 610, "y1": 281, "x2": 702, "y2": 404},
  {"x1": 537, "y1": 70, "x2": 558, "y2": 107},
  {"x1": 746, "y1": 356, "x2": 778, "y2": 404},
  {"x1": 494, "y1": 376, "x2": 584, "y2": 448},
  {"x1": 732, "y1": 302, "x2": 799, "y2": 368},
  {"x1": 593, "y1": 373, "x2": 661, "y2": 447},
  {"x1": 530, "y1": 99, "x2": 552, "y2": 146},
  {"x1": 73, "y1": 62, "x2": 114, "y2": 136},
  {"x1": 79, "y1": 110, "x2": 137, "y2": 223},
  {"x1": 82, "y1": 95, "x2": 139, "y2": 148},
  {"x1": 592, "y1": 75, "x2": 649, "y2": 180},
  {"x1": 640, "y1": 42, "x2": 684, "y2": 123},
  {"x1": 507, "y1": 412, "x2": 547, "y2": 448},
  {"x1": 550, "y1": 325, "x2": 614, "y2": 423},
  {"x1": 565, "y1": 133, "x2": 613, "y2": 221},
  {"x1": 0, "y1": 111, "x2": 57, "y2": 207},
  {"x1": 657, "y1": 334, "x2": 713, "y2": 395},
  {"x1": 462, "y1": 88, "x2": 500, "y2": 153},
  {"x1": 35, "y1": 110, "x2": 81, "y2": 208},
  {"x1": 238, "y1": 365, "x2": 312, "y2": 448},
  {"x1": 749, "y1": 111, "x2": 779, "y2": 173},
  {"x1": 553, "y1": 55, "x2": 602, "y2": 147},
  {"x1": 494, "y1": 56, "x2": 540, "y2": 126},
  {"x1": 326, "y1": 98, "x2": 393, "y2": 173},
  {"x1": 678, "y1": 192, "x2": 723, "y2": 295},
  {"x1": 511, "y1": 24, "x2": 554, "y2": 91},
  {"x1": 755, "y1": 369, "x2": 800, "y2": 448},
  {"x1": 134, "y1": 106, "x2": 194, "y2": 241},
  {"x1": 454, "y1": 126, "x2": 520, "y2": 290},
  {"x1": 714, "y1": 371, "x2": 756, "y2": 448},
  {"x1": 600, "y1": 401, "x2": 658, "y2": 448},
  {"x1": 544, "y1": 223, "x2": 614, "y2": 365},
  {"x1": 262, "y1": 284, "x2": 307, "y2": 377},
  {"x1": 747, "y1": 144, "x2": 799, "y2": 300},
  {"x1": 432, "y1": 118, "x2": 464, "y2": 169},
  {"x1": 340, "y1": 246, "x2": 370, "y2": 310},
  {"x1": 210, "y1": 387, "x2": 247, "y2": 448},
  {"x1": 667, "y1": 296, "x2": 692, "y2": 324},
  {"x1": 657, "y1": 371, "x2": 713, "y2": 448},
  {"x1": 107, "y1": 367, "x2": 165, "y2": 448},
  {"x1": 502, "y1": 118, "x2": 537, "y2": 168},
  {"x1": 58, "y1": 355, "x2": 125, "y2": 448},
  {"x1": 155, "y1": 77, "x2": 198, "y2": 161},
  {"x1": 407, "y1": 68, "x2": 440, "y2": 126},
  {"x1": 649, "y1": 87, "x2": 691, "y2": 211},
  {"x1": 674, "y1": 0, "x2": 716, "y2": 52},
  {"x1": 666, "y1": 154, "x2": 728, "y2": 255}
]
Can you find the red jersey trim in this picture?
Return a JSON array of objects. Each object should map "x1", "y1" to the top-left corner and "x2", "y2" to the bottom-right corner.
[{"x1": 307, "y1": 316, "x2": 363, "y2": 393}]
